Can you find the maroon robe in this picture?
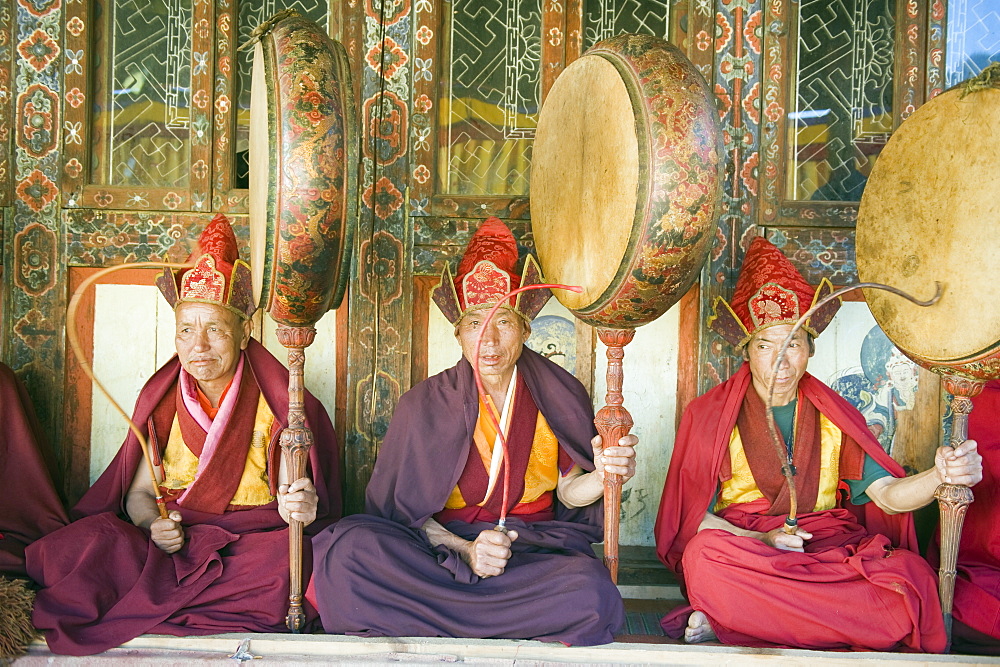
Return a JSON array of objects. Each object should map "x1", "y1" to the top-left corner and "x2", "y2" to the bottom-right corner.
[
  {"x1": 310, "y1": 348, "x2": 623, "y2": 646},
  {"x1": 0, "y1": 362, "x2": 68, "y2": 578},
  {"x1": 655, "y1": 364, "x2": 946, "y2": 652},
  {"x1": 928, "y1": 379, "x2": 1000, "y2": 654},
  {"x1": 26, "y1": 340, "x2": 341, "y2": 656}
]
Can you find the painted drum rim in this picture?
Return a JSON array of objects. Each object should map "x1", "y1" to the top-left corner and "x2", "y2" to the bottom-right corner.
[
  {"x1": 906, "y1": 344, "x2": 1000, "y2": 382},
  {"x1": 249, "y1": 15, "x2": 356, "y2": 327}
]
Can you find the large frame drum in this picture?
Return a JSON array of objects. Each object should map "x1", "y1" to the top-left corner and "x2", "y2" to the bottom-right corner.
[
  {"x1": 858, "y1": 84, "x2": 1000, "y2": 380},
  {"x1": 249, "y1": 12, "x2": 356, "y2": 325},
  {"x1": 247, "y1": 10, "x2": 356, "y2": 631},
  {"x1": 857, "y1": 71, "x2": 1000, "y2": 643},
  {"x1": 532, "y1": 34, "x2": 721, "y2": 329},
  {"x1": 531, "y1": 33, "x2": 723, "y2": 579}
]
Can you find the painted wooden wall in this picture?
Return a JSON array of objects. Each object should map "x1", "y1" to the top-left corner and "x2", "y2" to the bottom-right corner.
[{"x1": 0, "y1": 0, "x2": 997, "y2": 546}]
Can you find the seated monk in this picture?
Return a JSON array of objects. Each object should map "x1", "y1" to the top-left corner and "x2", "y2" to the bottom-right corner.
[
  {"x1": 928, "y1": 379, "x2": 1000, "y2": 654},
  {"x1": 0, "y1": 361, "x2": 68, "y2": 579},
  {"x1": 1, "y1": 361, "x2": 69, "y2": 661},
  {"x1": 655, "y1": 237, "x2": 981, "y2": 652},
  {"x1": 26, "y1": 214, "x2": 341, "y2": 656},
  {"x1": 308, "y1": 218, "x2": 636, "y2": 645}
]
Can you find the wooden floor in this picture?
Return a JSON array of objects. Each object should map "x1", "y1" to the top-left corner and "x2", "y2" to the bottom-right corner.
[{"x1": 16, "y1": 632, "x2": 1000, "y2": 665}]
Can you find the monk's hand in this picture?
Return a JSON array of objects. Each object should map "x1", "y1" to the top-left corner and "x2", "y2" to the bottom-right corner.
[
  {"x1": 935, "y1": 439, "x2": 983, "y2": 487},
  {"x1": 150, "y1": 510, "x2": 186, "y2": 554},
  {"x1": 462, "y1": 528, "x2": 519, "y2": 578},
  {"x1": 278, "y1": 477, "x2": 318, "y2": 526},
  {"x1": 592, "y1": 434, "x2": 638, "y2": 484},
  {"x1": 760, "y1": 526, "x2": 812, "y2": 552}
]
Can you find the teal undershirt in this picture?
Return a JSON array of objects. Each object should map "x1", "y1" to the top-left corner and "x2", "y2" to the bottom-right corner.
[
  {"x1": 772, "y1": 399, "x2": 890, "y2": 505},
  {"x1": 772, "y1": 401, "x2": 797, "y2": 457}
]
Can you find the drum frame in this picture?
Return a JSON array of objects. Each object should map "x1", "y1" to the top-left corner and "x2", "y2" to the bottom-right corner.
[
  {"x1": 250, "y1": 15, "x2": 357, "y2": 326},
  {"x1": 246, "y1": 11, "x2": 357, "y2": 632},
  {"x1": 533, "y1": 34, "x2": 722, "y2": 329}
]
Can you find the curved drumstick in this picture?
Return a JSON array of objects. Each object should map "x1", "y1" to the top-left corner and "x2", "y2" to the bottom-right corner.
[
  {"x1": 765, "y1": 281, "x2": 942, "y2": 534},
  {"x1": 67, "y1": 262, "x2": 194, "y2": 521},
  {"x1": 471, "y1": 284, "x2": 582, "y2": 532}
]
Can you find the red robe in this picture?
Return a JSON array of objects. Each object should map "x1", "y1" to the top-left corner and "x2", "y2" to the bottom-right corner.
[
  {"x1": 26, "y1": 340, "x2": 341, "y2": 656},
  {"x1": 654, "y1": 364, "x2": 946, "y2": 652},
  {"x1": 928, "y1": 379, "x2": 1000, "y2": 654},
  {"x1": 0, "y1": 363, "x2": 68, "y2": 578}
]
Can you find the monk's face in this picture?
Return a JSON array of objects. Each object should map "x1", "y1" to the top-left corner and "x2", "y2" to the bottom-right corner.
[
  {"x1": 455, "y1": 308, "x2": 531, "y2": 385},
  {"x1": 745, "y1": 324, "x2": 812, "y2": 406},
  {"x1": 174, "y1": 302, "x2": 252, "y2": 391}
]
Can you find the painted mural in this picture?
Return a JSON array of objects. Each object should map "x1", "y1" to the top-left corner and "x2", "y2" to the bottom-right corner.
[
  {"x1": 524, "y1": 314, "x2": 577, "y2": 374},
  {"x1": 829, "y1": 325, "x2": 920, "y2": 454}
]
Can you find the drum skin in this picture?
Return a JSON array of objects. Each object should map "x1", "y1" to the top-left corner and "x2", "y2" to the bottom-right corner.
[
  {"x1": 249, "y1": 14, "x2": 356, "y2": 327},
  {"x1": 857, "y1": 86, "x2": 1000, "y2": 380},
  {"x1": 531, "y1": 33, "x2": 722, "y2": 329}
]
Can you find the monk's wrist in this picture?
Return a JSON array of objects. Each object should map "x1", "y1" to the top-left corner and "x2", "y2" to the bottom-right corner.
[{"x1": 456, "y1": 539, "x2": 475, "y2": 566}]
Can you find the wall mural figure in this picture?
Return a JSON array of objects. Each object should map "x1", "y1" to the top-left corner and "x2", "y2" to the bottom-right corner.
[
  {"x1": 829, "y1": 324, "x2": 920, "y2": 455},
  {"x1": 525, "y1": 314, "x2": 576, "y2": 374}
]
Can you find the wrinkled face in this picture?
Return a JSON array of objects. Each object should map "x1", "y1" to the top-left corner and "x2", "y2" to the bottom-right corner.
[
  {"x1": 455, "y1": 308, "x2": 531, "y2": 383},
  {"x1": 174, "y1": 302, "x2": 252, "y2": 388},
  {"x1": 745, "y1": 324, "x2": 812, "y2": 406}
]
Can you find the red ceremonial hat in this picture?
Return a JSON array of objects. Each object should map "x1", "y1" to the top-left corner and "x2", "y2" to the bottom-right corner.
[
  {"x1": 708, "y1": 236, "x2": 840, "y2": 347},
  {"x1": 431, "y1": 217, "x2": 550, "y2": 324},
  {"x1": 155, "y1": 213, "x2": 256, "y2": 320}
]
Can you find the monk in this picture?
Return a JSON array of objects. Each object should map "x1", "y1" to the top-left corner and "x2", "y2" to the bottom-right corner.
[
  {"x1": 309, "y1": 218, "x2": 635, "y2": 645},
  {"x1": 928, "y1": 379, "x2": 1000, "y2": 654},
  {"x1": 655, "y1": 237, "x2": 981, "y2": 652},
  {"x1": 0, "y1": 362, "x2": 68, "y2": 660},
  {"x1": 0, "y1": 362, "x2": 68, "y2": 579},
  {"x1": 26, "y1": 214, "x2": 341, "y2": 656}
]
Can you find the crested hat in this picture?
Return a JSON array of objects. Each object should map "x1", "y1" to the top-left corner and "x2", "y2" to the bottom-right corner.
[
  {"x1": 431, "y1": 217, "x2": 550, "y2": 324},
  {"x1": 156, "y1": 213, "x2": 255, "y2": 320},
  {"x1": 708, "y1": 237, "x2": 840, "y2": 347}
]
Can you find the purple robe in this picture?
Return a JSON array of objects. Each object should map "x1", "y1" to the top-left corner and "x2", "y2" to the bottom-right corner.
[
  {"x1": 310, "y1": 348, "x2": 624, "y2": 646},
  {"x1": 26, "y1": 340, "x2": 341, "y2": 656},
  {"x1": 0, "y1": 362, "x2": 68, "y2": 578}
]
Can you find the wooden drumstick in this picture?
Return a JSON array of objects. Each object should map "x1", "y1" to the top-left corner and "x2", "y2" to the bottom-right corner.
[{"x1": 936, "y1": 375, "x2": 982, "y2": 646}]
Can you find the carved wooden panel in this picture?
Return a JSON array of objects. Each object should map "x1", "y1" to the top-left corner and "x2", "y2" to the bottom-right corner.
[
  {"x1": 63, "y1": 0, "x2": 213, "y2": 212},
  {"x1": 759, "y1": 0, "x2": 930, "y2": 230},
  {"x1": 412, "y1": 0, "x2": 686, "y2": 222},
  {"x1": 0, "y1": 0, "x2": 12, "y2": 208},
  {"x1": 61, "y1": 0, "x2": 329, "y2": 214}
]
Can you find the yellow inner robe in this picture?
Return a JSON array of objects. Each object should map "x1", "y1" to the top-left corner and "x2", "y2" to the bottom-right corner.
[
  {"x1": 444, "y1": 393, "x2": 559, "y2": 509},
  {"x1": 160, "y1": 393, "x2": 276, "y2": 507},
  {"x1": 715, "y1": 414, "x2": 843, "y2": 513}
]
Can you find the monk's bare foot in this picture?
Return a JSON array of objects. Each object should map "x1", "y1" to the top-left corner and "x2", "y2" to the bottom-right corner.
[{"x1": 684, "y1": 610, "x2": 717, "y2": 644}]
